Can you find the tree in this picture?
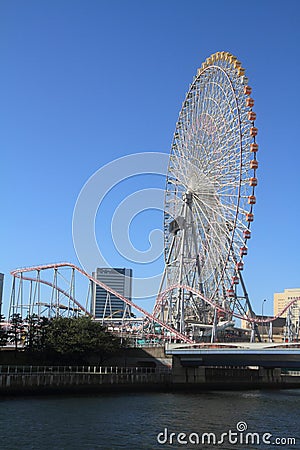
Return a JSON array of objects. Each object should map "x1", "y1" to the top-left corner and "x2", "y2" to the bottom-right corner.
[
  {"x1": 24, "y1": 314, "x2": 50, "y2": 351},
  {"x1": 0, "y1": 314, "x2": 8, "y2": 348},
  {"x1": 37, "y1": 316, "x2": 51, "y2": 350},
  {"x1": 9, "y1": 313, "x2": 23, "y2": 351},
  {"x1": 42, "y1": 316, "x2": 123, "y2": 363}
]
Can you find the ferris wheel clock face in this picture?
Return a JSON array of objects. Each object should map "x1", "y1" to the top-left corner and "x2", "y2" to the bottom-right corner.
[{"x1": 163, "y1": 51, "x2": 258, "y2": 329}]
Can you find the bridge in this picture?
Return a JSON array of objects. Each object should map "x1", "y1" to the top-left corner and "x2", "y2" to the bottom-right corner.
[
  {"x1": 164, "y1": 342, "x2": 300, "y2": 388},
  {"x1": 166, "y1": 342, "x2": 300, "y2": 368}
]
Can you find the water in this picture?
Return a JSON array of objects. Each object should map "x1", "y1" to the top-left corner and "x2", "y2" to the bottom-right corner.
[{"x1": 0, "y1": 390, "x2": 299, "y2": 449}]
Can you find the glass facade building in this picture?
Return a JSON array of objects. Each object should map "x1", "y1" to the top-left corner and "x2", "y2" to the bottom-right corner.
[{"x1": 92, "y1": 268, "x2": 132, "y2": 319}]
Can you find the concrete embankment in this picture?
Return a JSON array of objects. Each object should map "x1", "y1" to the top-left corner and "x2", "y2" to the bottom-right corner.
[
  {"x1": 172, "y1": 366, "x2": 300, "y2": 390},
  {"x1": 0, "y1": 366, "x2": 172, "y2": 395},
  {"x1": 1, "y1": 346, "x2": 300, "y2": 394},
  {"x1": 1, "y1": 365, "x2": 300, "y2": 395}
]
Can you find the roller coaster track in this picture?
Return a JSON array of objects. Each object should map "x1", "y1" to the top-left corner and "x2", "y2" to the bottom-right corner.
[
  {"x1": 155, "y1": 284, "x2": 299, "y2": 324},
  {"x1": 11, "y1": 263, "x2": 298, "y2": 343},
  {"x1": 10, "y1": 262, "x2": 194, "y2": 344}
]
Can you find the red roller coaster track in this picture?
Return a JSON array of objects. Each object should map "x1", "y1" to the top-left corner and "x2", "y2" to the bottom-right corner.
[
  {"x1": 10, "y1": 262, "x2": 194, "y2": 344},
  {"x1": 10, "y1": 262, "x2": 298, "y2": 343}
]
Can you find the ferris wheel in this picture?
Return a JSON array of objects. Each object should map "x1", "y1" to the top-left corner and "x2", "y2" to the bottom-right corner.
[{"x1": 154, "y1": 51, "x2": 259, "y2": 340}]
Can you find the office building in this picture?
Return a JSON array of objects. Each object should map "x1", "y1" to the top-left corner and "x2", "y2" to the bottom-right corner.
[
  {"x1": 274, "y1": 288, "x2": 300, "y2": 328},
  {"x1": 92, "y1": 268, "x2": 132, "y2": 319}
]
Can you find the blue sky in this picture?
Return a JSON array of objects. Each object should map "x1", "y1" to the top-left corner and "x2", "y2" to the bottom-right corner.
[{"x1": 1, "y1": 0, "x2": 300, "y2": 317}]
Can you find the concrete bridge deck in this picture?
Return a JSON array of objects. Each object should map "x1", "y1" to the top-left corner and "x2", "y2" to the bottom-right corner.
[{"x1": 165, "y1": 342, "x2": 300, "y2": 368}]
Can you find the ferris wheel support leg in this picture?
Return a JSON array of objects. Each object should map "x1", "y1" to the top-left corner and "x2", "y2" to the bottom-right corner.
[
  {"x1": 156, "y1": 263, "x2": 167, "y2": 322},
  {"x1": 211, "y1": 308, "x2": 218, "y2": 343},
  {"x1": 177, "y1": 201, "x2": 189, "y2": 334},
  {"x1": 189, "y1": 201, "x2": 204, "y2": 294},
  {"x1": 153, "y1": 233, "x2": 176, "y2": 321},
  {"x1": 239, "y1": 272, "x2": 262, "y2": 342}
]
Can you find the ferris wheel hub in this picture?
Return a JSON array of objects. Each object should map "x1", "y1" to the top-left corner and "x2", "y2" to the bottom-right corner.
[{"x1": 182, "y1": 191, "x2": 192, "y2": 204}]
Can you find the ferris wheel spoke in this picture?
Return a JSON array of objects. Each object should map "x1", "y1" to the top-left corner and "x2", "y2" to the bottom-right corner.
[
  {"x1": 190, "y1": 205, "x2": 222, "y2": 284},
  {"x1": 192, "y1": 197, "x2": 233, "y2": 268}
]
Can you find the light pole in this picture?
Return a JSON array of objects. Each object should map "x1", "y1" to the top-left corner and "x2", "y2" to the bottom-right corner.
[{"x1": 261, "y1": 299, "x2": 267, "y2": 341}]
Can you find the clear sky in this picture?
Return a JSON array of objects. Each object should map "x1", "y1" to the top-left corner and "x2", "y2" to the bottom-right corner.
[{"x1": 1, "y1": 0, "x2": 300, "y2": 318}]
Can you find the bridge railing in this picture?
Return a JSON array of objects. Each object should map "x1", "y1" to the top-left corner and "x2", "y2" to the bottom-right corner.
[{"x1": 281, "y1": 369, "x2": 300, "y2": 376}]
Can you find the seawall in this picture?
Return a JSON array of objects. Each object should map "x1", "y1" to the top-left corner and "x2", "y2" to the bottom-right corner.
[
  {"x1": 1, "y1": 365, "x2": 300, "y2": 395},
  {"x1": 0, "y1": 365, "x2": 171, "y2": 395}
]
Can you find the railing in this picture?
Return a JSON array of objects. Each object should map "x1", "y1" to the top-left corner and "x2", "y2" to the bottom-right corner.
[
  {"x1": 0, "y1": 365, "x2": 171, "y2": 375},
  {"x1": 281, "y1": 369, "x2": 300, "y2": 377}
]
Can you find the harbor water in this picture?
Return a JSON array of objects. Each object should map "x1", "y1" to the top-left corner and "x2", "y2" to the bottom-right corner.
[{"x1": 0, "y1": 389, "x2": 299, "y2": 449}]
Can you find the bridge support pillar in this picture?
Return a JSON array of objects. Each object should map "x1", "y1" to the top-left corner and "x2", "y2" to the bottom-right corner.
[
  {"x1": 172, "y1": 356, "x2": 205, "y2": 384},
  {"x1": 258, "y1": 367, "x2": 281, "y2": 384}
]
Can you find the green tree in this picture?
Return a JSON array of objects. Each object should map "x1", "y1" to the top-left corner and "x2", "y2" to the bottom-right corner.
[
  {"x1": 37, "y1": 316, "x2": 51, "y2": 350},
  {"x1": 24, "y1": 314, "x2": 50, "y2": 351},
  {"x1": 43, "y1": 316, "x2": 123, "y2": 363},
  {"x1": 9, "y1": 313, "x2": 23, "y2": 351},
  {"x1": 0, "y1": 314, "x2": 8, "y2": 348}
]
